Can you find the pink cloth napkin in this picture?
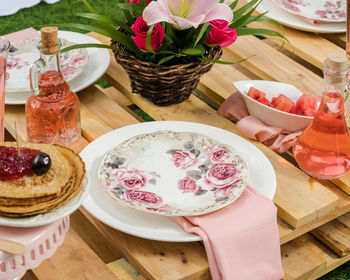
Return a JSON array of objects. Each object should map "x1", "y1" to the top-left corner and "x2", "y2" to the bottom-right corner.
[
  {"x1": 173, "y1": 185, "x2": 284, "y2": 280},
  {"x1": 218, "y1": 92, "x2": 302, "y2": 154},
  {"x1": 4, "y1": 27, "x2": 39, "y2": 42}
]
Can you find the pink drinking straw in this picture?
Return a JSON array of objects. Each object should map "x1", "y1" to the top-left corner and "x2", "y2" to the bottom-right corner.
[{"x1": 0, "y1": 37, "x2": 10, "y2": 142}]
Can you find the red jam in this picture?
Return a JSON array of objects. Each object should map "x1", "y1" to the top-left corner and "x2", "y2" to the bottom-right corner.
[{"x1": 0, "y1": 146, "x2": 40, "y2": 181}]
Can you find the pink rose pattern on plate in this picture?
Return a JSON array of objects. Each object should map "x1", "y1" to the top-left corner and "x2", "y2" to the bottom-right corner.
[
  {"x1": 99, "y1": 131, "x2": 248, "y2": 216},
  {"x1": 276, "y1": 0, "x2": 346, "y2": 21}
]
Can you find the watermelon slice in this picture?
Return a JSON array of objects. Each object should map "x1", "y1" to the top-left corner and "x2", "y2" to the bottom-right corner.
[
  {"x1": 247, "y1": 87, "x2": 271, "y2": 106},
  {"x1": 271, "y1": 94, "x2": 296, "y2": 113},
  {"x1": 294, "y1": 94, "x2": 318, "y2": 116}
]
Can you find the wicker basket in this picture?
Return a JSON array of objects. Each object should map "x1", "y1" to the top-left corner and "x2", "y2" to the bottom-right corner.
[{"x1": 111, "y1": 40, "x2": 223, "y2": 106}]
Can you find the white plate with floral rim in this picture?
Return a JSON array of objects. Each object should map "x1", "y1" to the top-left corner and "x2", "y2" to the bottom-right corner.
[
  {"x1": 80, "y1": 121, "x2": 276, "y2": 242},
  {"x1": 6, "y1": 37, "x2": 88, "y2": 93},
  {"x1": 246, "y1": 0, "x2": 346, "y2": 33},
  {"x1": 5, "y1": 31, "x2": 110, "y2": 105},
  {"x1": 98, "y1": 130, "x2": 248, "y2": 216},
  {"x1": 272, "y1": 0, "x2": 346, "y2": 23}
]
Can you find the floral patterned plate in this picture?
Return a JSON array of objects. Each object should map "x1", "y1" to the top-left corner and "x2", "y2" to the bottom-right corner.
[
  {"x1": 272, "y1": 0, "x2": 346, "y2": 22},
  {"x1": 98, "y1": 131, "x2": 248, "y2": 216},
  {"x1": 6, "y1": 37, "x2": 88, "y2": 93}
]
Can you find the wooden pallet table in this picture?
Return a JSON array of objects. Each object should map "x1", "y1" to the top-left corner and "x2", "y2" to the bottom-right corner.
[{"x1": 4, "y1": 24, "x2": 350, "y2": 279}]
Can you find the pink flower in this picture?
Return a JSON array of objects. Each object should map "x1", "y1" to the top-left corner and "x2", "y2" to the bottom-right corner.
[
  {"x1": 315, "y1": 10, "x2": 327, "y2": 18},
  {"x1": 204, "y1": 145, "x2": 229, "y2": 162},
  {"x1": 178, "y1": 176, "x2": 201, "y2": 193},
  {"x1": 205, "y1": 163, "x2": 240, "y2": 189},
  {"x1": 143, "y1": 0, "x2": 233, "y2": 30},
  {"x1": 124, "y1": 190, "x2": 163, "y2": 204},
  {"x1": 131, "y1": 16, "x2": 165, "y2": 51},
  {"x1": 205, "y1": 20, "x2": 237, "y2": 47},
  {"x1": 69, "y1": 54, "x2": 84, "y2": 68},
  {"x1": 61, "y1": 66, "x2": 75, "y2": 77},
  {"x1": 172, "y1": 150, "x2": 198, "y2": 170},
  {"x1": 214, "y1": 186, "x2": 233, "y2": 199},
  {"x1": 147, "y1": 204, "x2": 175, "y2": 213},
  {"x1": 114, "y1": 167, "x2": 148, "y2": 189},
  {"x1": 127, "y1": 0, "x2": 152, "y2": 3}
]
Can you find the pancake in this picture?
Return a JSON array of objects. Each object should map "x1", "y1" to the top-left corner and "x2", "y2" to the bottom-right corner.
[
  {"x1": 0, "y1": 142, "x2": 72, "y2": 198},
  {"x1": 0, "y1": 142, "x2": 85, "y2": 217}
]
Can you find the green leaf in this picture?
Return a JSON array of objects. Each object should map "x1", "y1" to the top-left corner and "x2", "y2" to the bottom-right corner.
[
  {"x1": 182, "y1": 48, "x2": 202, "y2": 56},
  {"x1": 199, "y1": 55, "x2": 255, "y2": 64},
  {"x1": 233, "y1": 0, "x2": 259, "y2": 18},
  {"x1": 146, "y1": 24, "x2": 157, "y2": 53},
  {"x1": 76, "y1": 12, "x2": 133, "y2": 33},
  {"x1": 117, "y1": 3, "x2": 135, "y2": 12},
  {"x1": 79, "y1": 0, "x2": 97, "y2": 13},
  {"x1": 139, "y1": 0, "x2": 148, "y2": 10},
  {"x1": 254, "y1": 16, "x2": 282, "y2": 27},
  {"x1": 60, "y1": 43, "x2": 124, "y2": 53},
  {"x1": 158, "y1": 55, "x2": 176, "y2": 65},
  {"x1": 229, "y1": 0, "x2": 239, "y2": 10},
  {"x1": 54, "y1": 23, "x2": 141, "y2": 54},
  {"x1": 236, "y1": 27, "x2": 287, "y2": 41},
  {"x1": 194, "y1": 23, "x2": 209, "y2": 47},
  {"x1": 231, "y1": 1, "x2": 261, "y2": 28}
]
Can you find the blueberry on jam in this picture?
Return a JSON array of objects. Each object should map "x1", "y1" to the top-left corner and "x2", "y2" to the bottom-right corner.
[{"x1": 32, "y1": 152, "x2": 51, "y2": 176}]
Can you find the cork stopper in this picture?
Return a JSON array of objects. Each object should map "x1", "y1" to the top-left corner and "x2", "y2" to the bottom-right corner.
[
  {"x1": 325, "y1": 53, "x2": 348, "y2": 73},
  {"x1": 40, "y1": 26, "x2": 59, "y2": 55}
]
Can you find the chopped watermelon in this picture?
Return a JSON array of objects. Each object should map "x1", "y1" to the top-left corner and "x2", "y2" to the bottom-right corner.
[
  {"x1": 247, "y1": 87, "x2": 271, "y2": 106},
  {"x1": 294, "y1": 94, "x2": 318, "y2": 116},
  {"x1": 271, "y1": 94, "x2": 296, "y2": 113}
]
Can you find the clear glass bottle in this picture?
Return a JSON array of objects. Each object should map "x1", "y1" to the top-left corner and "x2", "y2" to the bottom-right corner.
[
  {"x1": 293, "y1": 53, "x2": 350, "y2": 179},
  {"x1": 25, "y1": 27, "x2": 80, "y2": 146}
]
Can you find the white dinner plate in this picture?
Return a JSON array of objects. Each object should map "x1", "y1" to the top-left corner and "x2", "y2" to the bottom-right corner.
[
  {"x1": 248, "y1": 0, "x2": 346, "y2": 33},
  {"x1": 6, "y1": 37, "x2": 88, "y2": 93},
  {"x1": 5, "y1": 31, "x2": 110, "y2": 105},
  {"x1": 0, "y1": 178, "x2": 89, "y2": 227},
  {"x1": 80, "y1": 121, "x2": 277, "y2": 242}
]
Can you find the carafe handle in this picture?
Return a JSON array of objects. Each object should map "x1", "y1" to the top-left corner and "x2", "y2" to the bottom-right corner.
[{"x1": 29, "y1": 58, "x2": 45, "y2": 96}]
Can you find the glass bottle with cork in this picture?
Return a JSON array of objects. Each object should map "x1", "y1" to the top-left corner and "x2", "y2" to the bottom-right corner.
[
  {"x1": 26, "y1": 26, "x2": 81, "y2": 146},
  {"x1": 294, "y1": 53, "x2": 350, "y2": 179}
]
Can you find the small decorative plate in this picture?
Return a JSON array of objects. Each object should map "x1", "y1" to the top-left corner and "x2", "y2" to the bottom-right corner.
[
  {"x1": 98, "y1": 130, "x2": 248, "y2": 216},
  {"x1": 272, "y1": 0, "x2": 346, "y2": 22},
  {"x1": 6, "y1": 37, "x2": 88, "y2": 93}
]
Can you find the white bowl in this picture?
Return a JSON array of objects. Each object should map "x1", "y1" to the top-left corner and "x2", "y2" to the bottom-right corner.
[{"x1": 233, "y1": 80, "x2": 314, "y2": 132}]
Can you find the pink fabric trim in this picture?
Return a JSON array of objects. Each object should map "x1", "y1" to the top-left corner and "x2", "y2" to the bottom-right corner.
[{"x1": 218, "y1": 92, "x2": 302, "y2": 153}]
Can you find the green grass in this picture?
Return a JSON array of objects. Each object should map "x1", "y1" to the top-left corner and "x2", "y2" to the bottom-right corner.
[{"x1": 0, "y1": 1, "x2": 349, "y2": 279}]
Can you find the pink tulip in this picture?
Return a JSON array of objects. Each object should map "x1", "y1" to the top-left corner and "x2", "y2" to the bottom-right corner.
[{"x1": 143, "y1": 0, "x2": 233, "y2": 30}]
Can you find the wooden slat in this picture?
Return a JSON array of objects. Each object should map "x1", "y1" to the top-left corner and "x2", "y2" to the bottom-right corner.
[
  {"x1": 108, "y1": 259, "x2": 146, "y2": 280},
  {"x1": 70, "y1": 210, "x2": 124, "y2": 262},
  {"x1": 32, "y1": 229, "x2": 120, "y2": 280},
  {"x1": 81, "y1": 209, "x2": 210, "y2": 280},
  {"x1": 248, "y1": 21, "x2": 344, "y2": 70},
  {"x1": 311, "y1": 212, "x2": 350, "y2": 257},
  {"x1": 281, "y1": 235, "x2": 326, "y2": 280}
]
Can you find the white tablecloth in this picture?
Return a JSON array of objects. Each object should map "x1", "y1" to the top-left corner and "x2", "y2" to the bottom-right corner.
[{"x1": 0, "y1": 0, "x2": 60, "y2": 16}]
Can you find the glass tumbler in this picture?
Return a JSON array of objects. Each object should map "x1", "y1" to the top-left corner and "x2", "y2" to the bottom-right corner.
[{"x1": 0, "y1": 37, "x2": 10, "y2": 142}]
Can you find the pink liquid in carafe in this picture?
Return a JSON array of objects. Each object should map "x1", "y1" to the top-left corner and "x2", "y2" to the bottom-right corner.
[
  {"x1": 26, "y1": 70, "x2": 80, "y2": 146},
  {"x1": 294, "y1": 91, "x2": 350, "y2": 179}
]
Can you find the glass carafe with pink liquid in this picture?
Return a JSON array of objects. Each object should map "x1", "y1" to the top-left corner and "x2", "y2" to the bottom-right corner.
[
  {"x1": 25, "y1": 27, "x2": 80, "y2": 146},
  {"x1": 294, "y1": 53, "x2": 350, "y2": 179}
]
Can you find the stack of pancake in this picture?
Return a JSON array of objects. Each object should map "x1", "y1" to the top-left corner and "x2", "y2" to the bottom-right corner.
[{"x1": 0, "y1": 142, "x2": 85, "y2": 217}]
